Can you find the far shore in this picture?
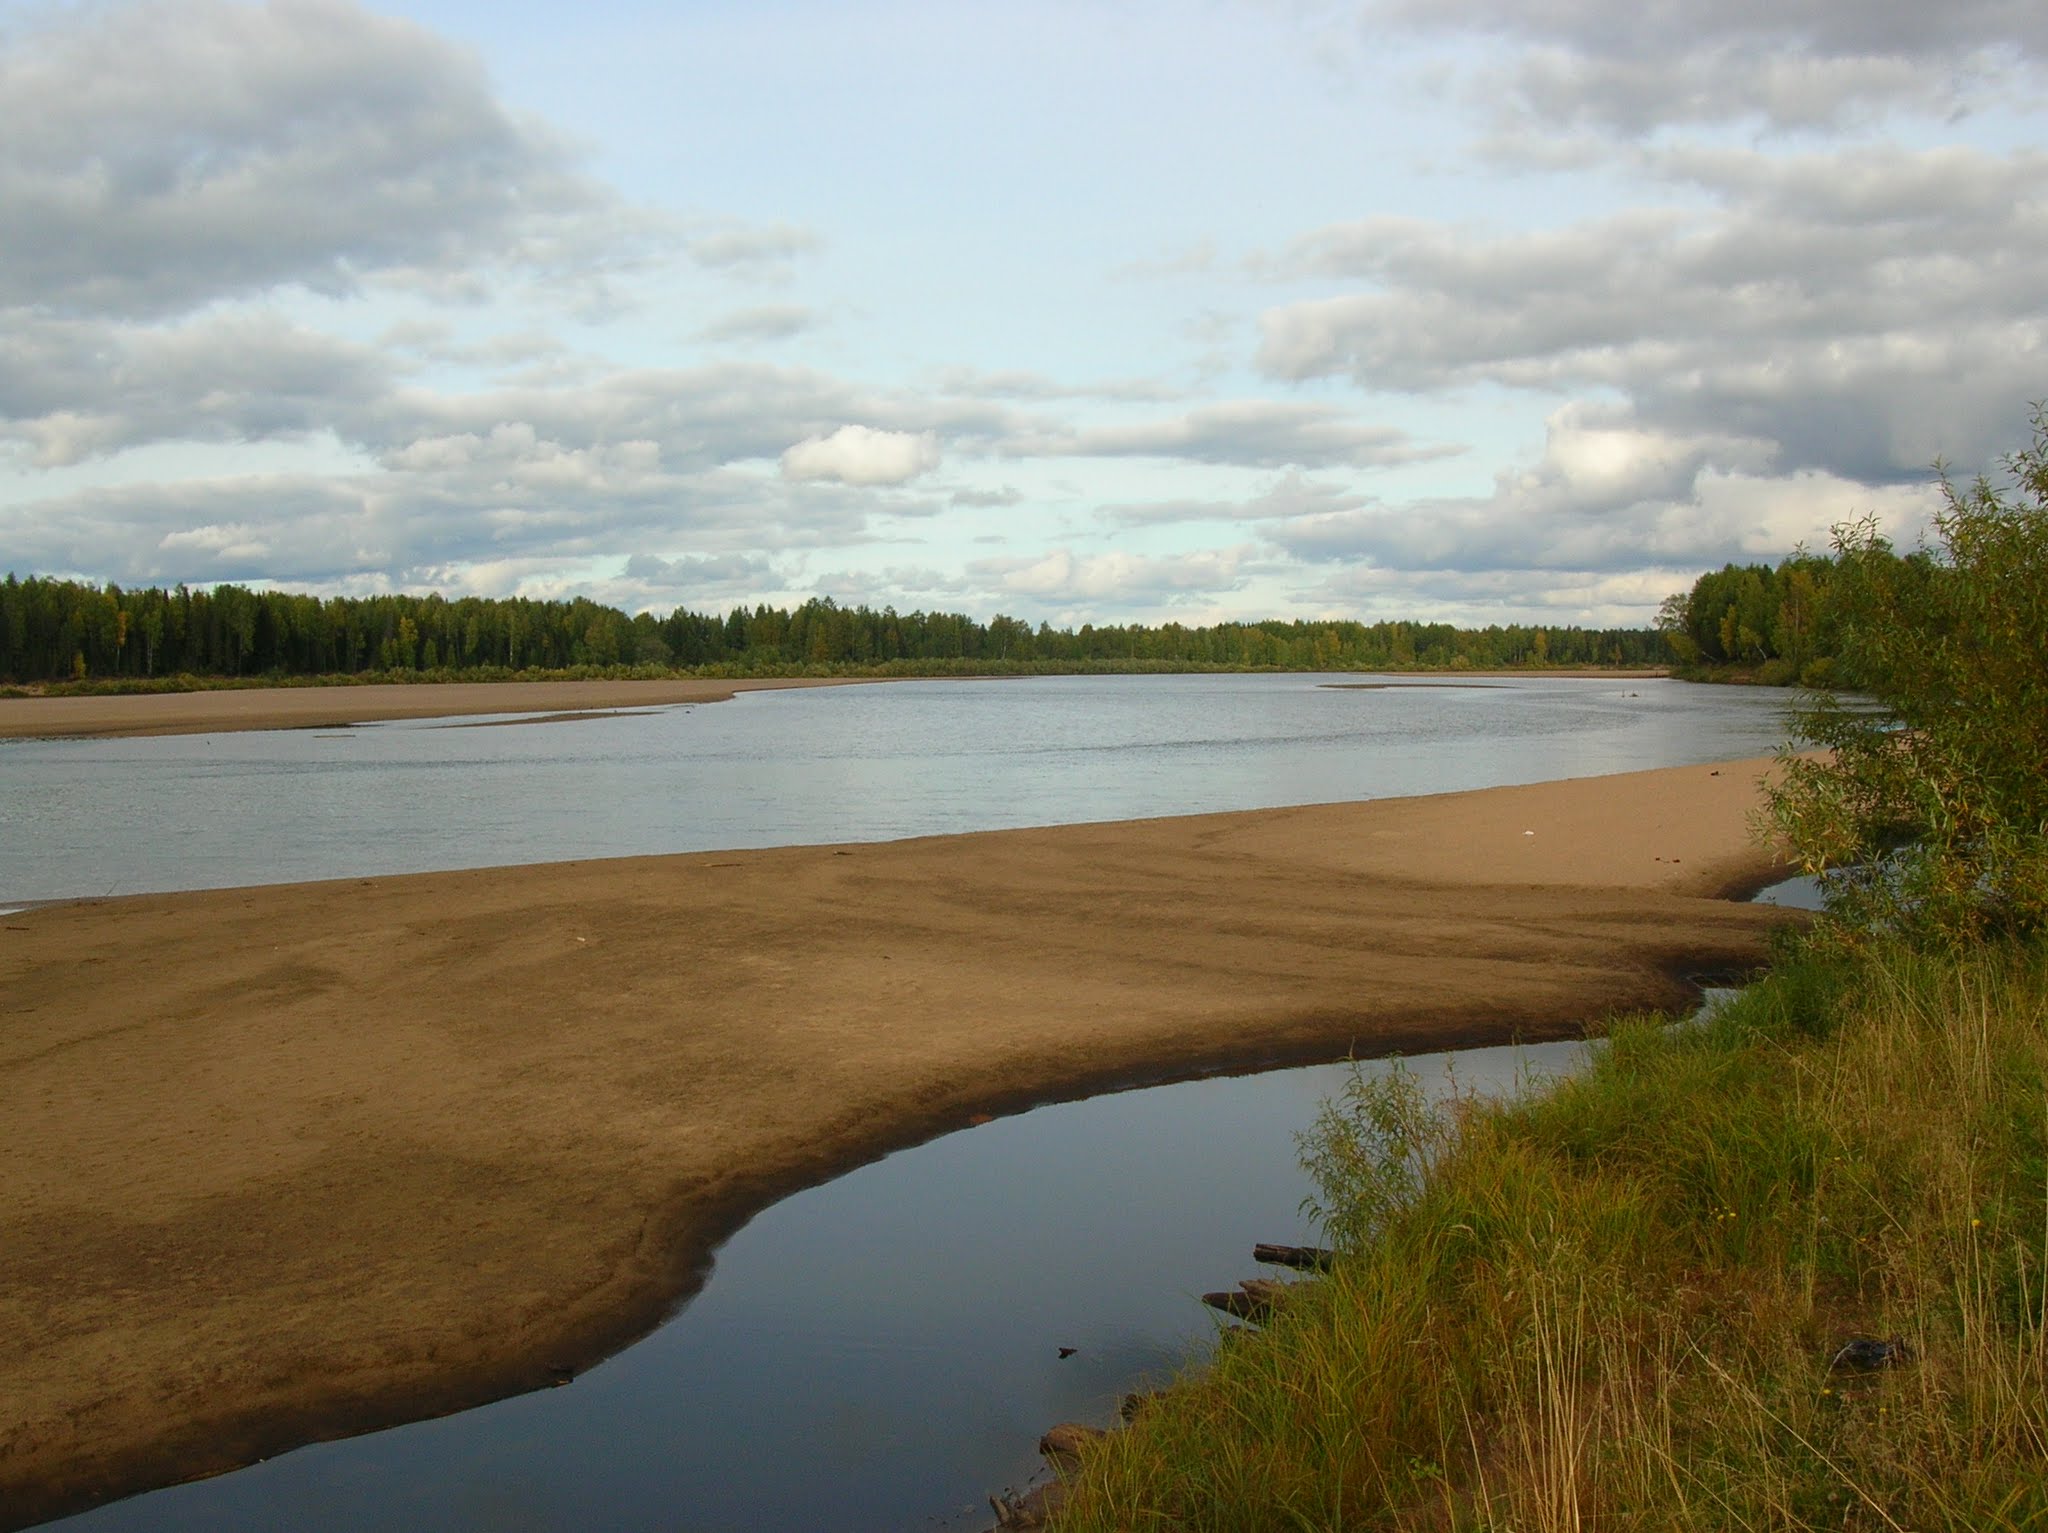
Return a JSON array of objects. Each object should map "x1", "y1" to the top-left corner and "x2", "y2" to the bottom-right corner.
[
  {"x1": 1, "y1": 755, "x2": 1791, "y2": 1529},
  {"x1": 0, "y1": 668, "x2": 1673, "y2": 741},
  {"x1": 0, "y1": 677, "x2": 869, "y2": 740}
]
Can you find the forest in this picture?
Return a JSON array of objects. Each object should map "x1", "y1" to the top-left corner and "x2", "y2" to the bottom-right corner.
[
  {"x1": 1655, "y1": 533, "x2": 1934, "y2": 687},
  {"x1": 0, "y1": 575, "x2": 1668, "y2": 686}
]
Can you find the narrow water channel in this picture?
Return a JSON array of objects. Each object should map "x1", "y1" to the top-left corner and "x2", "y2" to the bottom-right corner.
[{"x1": 46, "y1": 1041, "x2": 1587, "y2": 1533}]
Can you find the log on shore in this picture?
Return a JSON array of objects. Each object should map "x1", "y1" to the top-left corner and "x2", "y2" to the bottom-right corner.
[
  {"x1": 1202, "y1": 1277, "x2": 1299, "y2": 1324},
  {"x1": 1253, "y1": 1242, "x2": 1336, "y2": 1272}
]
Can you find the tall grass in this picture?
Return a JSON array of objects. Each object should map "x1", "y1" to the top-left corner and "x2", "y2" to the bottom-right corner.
[{"x1": 1050, "y1": 937, "x2": 2048, "y2": 1530}]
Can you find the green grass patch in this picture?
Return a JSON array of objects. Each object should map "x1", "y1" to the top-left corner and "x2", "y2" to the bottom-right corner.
[{"x1": 1050, "y1": 938, "x2": 2048, "y2": 1531}]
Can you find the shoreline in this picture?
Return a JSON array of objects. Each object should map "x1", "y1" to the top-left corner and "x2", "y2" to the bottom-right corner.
[
  {"x1": 0, "y1": 669, "x2": 1670, "y2": 741},
  {"x1": 1, "y1": 758, "x2": 1798, "y2": 1529},
  {"x1": 0, "y1": 677, "x2": 872, "y2": 739}
]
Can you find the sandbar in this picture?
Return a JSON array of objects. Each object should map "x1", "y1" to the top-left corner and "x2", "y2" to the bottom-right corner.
[
  {"x1": 0, "y1": 757, "x2": 1796, "y2": 1528},
  {"x1": 0, "y1": 677, "x2": 865, "y2": 740}
]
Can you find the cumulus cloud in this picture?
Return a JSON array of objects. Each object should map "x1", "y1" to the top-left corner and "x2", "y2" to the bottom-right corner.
[
  {"x1": 607, "y1": 551, "x2": 786, "y2": 608},
  {"x1": 0, "y1": 309, "x2": 392, "y2": 465},
  {"x1": 780, "y1": 425, "x2": 941, "y2": 486},
  {"x1": 1372, "y1": 0, "x2": 2048, "y2": 134},
  {"x1": 1300, "y1": 563, "x2": 1714, "y2": 628},
  {"x1": 1263, "y1": 404, "x2": 1942, "y2": 578},
  {"x1": 0, "y1": 473, "x2": 389, "y2": 583},
  {"x1": 0, "y1": 0, "x2": 631, "y2": 319},
  {"x1": 810, "y1": 565, "x2": 979, "y2": 605},
  {"x1": 968, "y1": 545, "x2": 1257, "y2": 603},
  {"x1": 1257, "y1": 145, "x2": 2048, "y2": 483}
]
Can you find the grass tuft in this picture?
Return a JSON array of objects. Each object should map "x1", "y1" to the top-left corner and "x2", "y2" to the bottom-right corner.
[{"x1": 1049, "y1": 936, "x2": 2048, "y2": 1531}]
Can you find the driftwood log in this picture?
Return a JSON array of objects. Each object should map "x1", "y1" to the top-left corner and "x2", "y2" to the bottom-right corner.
[
  {"x1": 987, "y1": 1423, "x2": 1108, "y2": 1530},
  {"x1": 1253, "y1": 1242, "x2": 1336, "y2": 1272},
  {"x1": 1202, "y1": 1276, "x2": 1298, "y2": 1324},
  {"x1": 989, "y1": 1243, "x2": 1334, "y2": 1526}
]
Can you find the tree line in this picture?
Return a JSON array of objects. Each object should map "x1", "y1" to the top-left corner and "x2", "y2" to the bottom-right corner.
[
  {"x1": 1655, "y1": 539, "x2": 1939, "y2": 687},
  {"x1": 0, "y1": 574, "x2": 1669, "y2": 685}
]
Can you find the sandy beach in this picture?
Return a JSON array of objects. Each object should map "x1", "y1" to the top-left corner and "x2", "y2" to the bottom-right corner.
[
  {"x1": 0, "y1": 751, "x2": 1798, "y2": 1529},
  {"x1": 0, "y1": 677, "x2": 863, "y2": 739}
]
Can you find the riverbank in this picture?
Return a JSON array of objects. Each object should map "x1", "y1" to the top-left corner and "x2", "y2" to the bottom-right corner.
[
  {"x1": 1046, "y1": 934, "x2": 2048, "y2": 1530},
  {"x1": 0, "y1": 758, "x2": 1796, "y2": 1529},
  {"x1": 0, "y1": 677, "x2": 871, "y2": 739}
]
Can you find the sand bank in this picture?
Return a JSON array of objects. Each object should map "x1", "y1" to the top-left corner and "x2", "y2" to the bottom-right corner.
[
  {"x1": 0, "y1": 758, "x2": 1795, "y2": 1528},
  {"x1": 0, "y1": 677, "x2": 865, "y2": 740}
]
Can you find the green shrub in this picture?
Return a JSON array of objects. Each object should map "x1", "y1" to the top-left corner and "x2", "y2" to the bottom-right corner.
[{"x1": 1768, "y1": 407, "x2": 2048, "y2": 947}]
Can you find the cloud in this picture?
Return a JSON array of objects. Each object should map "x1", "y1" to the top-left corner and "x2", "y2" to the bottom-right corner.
[
  {"x1": 1256, "y1": 145, "x2": 2048, "y2": 483},
  {"x1": 950, "y1": 485, "x2": 1024, "y2": 508},
  {"x1": 809, "y1": 564, "x2": 979, "y2": 604},
  {"x1": 610, "y1": 551, "x2": 785, "y2": 607},
  {"x1": 693, "y1": 305, "x2": 824, "y2": 344},
  {"x1": 780, "y1": 425, "x2": 941, "y2": 486},
  {"x1": 968, "y1": 545, "x2": 1257, "y2": 603},
  {"x1": 0, "y1": 439, "x2": 925, "y2": 589},
  {"x1": 932, "y1": 366, "x2": 1182, "y2": 403},
  {"x1": 1263, "y1": 404, "x2": 1942, "y2": 577},
  {"x1": 1001, "y1": 400, "x2": 1447, "y2": 470},
  {"x1": 1102, "y1": 470, "x2": 1374, "y2": 527},
  {"x1": 1299, "y1": 562, "x2": 1715, "y2": 628},
  {"x1": 0, "y1": 0, "x2": 633, "y2": 320},
  {"x1": 684, "y1": 221, "x2": 824, "y2": 276},
  {"x1": 0, "y1": 309, "x2": 391, "y2": 465},
  {"x1": 0, "y1": 473, "x2": 387, "y2": 584},
  {"x1": 342, "y1": 360, "x2": 1003, "y2": 482},
  {"x1": 1372, "y1": 0, "x2": 2048, "y2": 134}
]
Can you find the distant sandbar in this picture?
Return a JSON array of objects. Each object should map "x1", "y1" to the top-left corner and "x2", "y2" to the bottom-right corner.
[{"x1": 0, "y1": 677, "x2": 867, "y2": 740}]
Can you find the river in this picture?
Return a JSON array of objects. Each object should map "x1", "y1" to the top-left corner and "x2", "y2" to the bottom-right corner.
[{"x1": 10, "y1": 675, "x2": 1799, "y2": 1529}]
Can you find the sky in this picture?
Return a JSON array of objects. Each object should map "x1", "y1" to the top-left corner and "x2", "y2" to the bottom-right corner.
[{"x1": 1, "y1": 0, "x2": 2043, "y2": 629}]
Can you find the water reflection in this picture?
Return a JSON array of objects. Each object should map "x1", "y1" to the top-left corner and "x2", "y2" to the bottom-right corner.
[{"x1": 48, "y1": 1041, "x2": 1583, "y2": 1533}]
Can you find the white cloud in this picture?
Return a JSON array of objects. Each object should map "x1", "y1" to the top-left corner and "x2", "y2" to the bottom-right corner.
[
  {"x1": 780, "y1": 425, "x2": 941, "y2": 486},
  {"x1": 969, "y1": 545, "x2": 1256, "y2": 603},
  {"x1": 1265, "y1": 415, "x2": 1942, "y2": 576},
  {"x1": 1300, "y1": 562, "x2": 1718, "y2": 628},
  {"x1": 0, "y1": 0, "x2": 631, "y2": 319}
]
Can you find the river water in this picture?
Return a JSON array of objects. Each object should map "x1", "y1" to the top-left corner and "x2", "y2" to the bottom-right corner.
[
  {"x1": 1, "y1": 673, "x2": 1793, "y2": 903},
  {"x1": 12, "y1": 675, "x2": 1799, "y2": 1530}
]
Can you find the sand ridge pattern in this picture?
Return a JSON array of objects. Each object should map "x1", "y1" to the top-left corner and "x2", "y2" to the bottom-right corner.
[{"x1": 0, "y1": 756, "x2": 1797, "y2": 1528}]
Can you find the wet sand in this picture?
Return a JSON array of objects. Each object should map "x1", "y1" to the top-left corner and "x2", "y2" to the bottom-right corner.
[
  {"x1": 1, "y1": 756, "x2": 1795, "y2": 1529},
  {"x1": 0, "y1": 677, "x2": 862, "y2": 739}
]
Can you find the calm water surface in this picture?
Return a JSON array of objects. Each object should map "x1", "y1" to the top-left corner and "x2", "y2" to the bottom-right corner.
[
  {"x1": 17, "y1": 676, "x2": 1796, "y2": 1530},
  {"x1": 45, "y1": 1041, "x2": 1586, "y2": 1533},
  {"x1": 1, "y1": 674, "x2": 1792, "y2": 903}
]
